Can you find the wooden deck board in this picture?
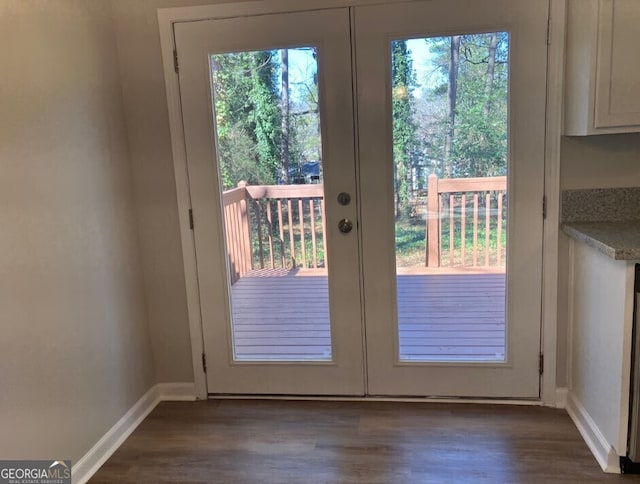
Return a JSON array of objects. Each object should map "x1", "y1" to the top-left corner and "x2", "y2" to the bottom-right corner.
[{"x1": 231, "y1": 269, "x2": 505, "y2": 361}]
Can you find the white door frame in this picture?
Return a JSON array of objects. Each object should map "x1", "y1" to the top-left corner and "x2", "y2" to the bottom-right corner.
[{"x1": 157, "y1": 0, "x2": 565, "y2": 404}]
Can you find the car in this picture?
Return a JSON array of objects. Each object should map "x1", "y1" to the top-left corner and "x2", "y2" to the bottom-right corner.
[{"x1": 286, "y1": 161, "x2": 321, "y2": 184}]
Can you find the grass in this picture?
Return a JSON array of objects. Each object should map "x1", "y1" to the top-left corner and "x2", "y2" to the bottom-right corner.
[
  {"x1": 242, "y1": 202, "x2": 506, "y2": 270},
  {"x1": 249, "y1": 201, "x2": 327, "y2": 270},
  {"x1": 395, "y1": 216, "x2": 507, "y2": 267}
]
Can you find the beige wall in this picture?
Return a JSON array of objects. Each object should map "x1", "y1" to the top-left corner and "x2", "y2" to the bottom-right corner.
[
  {"x1": 561, "y1": 134, "x2": 640, "y2": 190},
  {"x1": 556, "y1": 133, "x2": 640, "y2": 386},
  {"x1": 0, "y1": 0, "x2": 155, "y2": 462},
  {"x1": 110, "y1": 0, "x2": 222, "y2": 382},
  {"x1": 111, "y1": 0, "x2": 273, "y2": 383}
]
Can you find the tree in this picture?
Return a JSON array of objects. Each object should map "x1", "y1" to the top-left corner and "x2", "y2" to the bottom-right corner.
[
  {"x1": 211, "y1": 48, "x2": 322, "y2": 189},
  {"x1": 421, "y1": 33, "x2": 509, "y2": 179},
  {"x1": 248, "y1": 51, "x2": 282, "y2": 183},
  {"x1": 452, "y1": 33, "x2": 509, "y2": 177},
  {"x1": 211, "y1": 51, "x2": 282, "y2": 189},
  {"x1": 444, "y1": 35, "x2": 461, "y2": 177},
  {"x1": 391, "y1": 40, "x2": 420, "y2": 219},
  {"x1": 483, "y1": 32, "x2": 499, "y2": 117},
  {"x1": 280, "y1": 49, "x2": 290, "y2": 183},
  {"x1": 289, "y1": 47, "x2": 321, "y2": 177}
]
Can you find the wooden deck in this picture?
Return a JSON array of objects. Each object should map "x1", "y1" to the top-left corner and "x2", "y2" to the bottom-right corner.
[{"x1": 231, "y1": 268, "x2": 505, "y2": 362}]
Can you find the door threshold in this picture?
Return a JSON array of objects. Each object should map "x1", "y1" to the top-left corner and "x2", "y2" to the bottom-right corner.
[{"x1": 208, "y1": 394, "x2": 544, "y2": 406}]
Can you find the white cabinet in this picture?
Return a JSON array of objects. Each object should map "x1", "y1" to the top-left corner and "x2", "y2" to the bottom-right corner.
[
  {"x1": 564, "y1": 0, "x2": 640, "y2": 135},
  {"x1": 567, "y1": 240, "x2": 636, "y2": 472}
]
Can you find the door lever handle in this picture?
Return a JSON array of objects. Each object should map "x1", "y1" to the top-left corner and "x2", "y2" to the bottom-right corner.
[{"x1": 338, "y1": 218, "x2": 353, "y2": 234}]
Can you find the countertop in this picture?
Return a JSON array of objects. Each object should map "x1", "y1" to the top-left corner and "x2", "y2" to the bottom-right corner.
[{"x1": 562, "y1": 221, "x2": 640, "y2": 260}]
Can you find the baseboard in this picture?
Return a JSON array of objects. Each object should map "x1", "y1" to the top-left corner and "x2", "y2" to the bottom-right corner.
[
  {"x1": 566, "y1": 392, "x2": 620, "y2": 473},
  {"x1": 72, "y1": 382, "x2": 196, "y2": 484},
  {"x1": 555, "y1": 387, "x2": 568, "y2": 409}
]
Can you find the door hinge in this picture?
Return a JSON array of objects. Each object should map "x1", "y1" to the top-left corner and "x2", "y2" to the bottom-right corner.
[
  {"x1": 202, "y1": 353, "x2": 207, "y2": 373},
  {"x1": 539, "y1": 353, "x2": 544, "y2": 375},
  {"x1": 188, "y1": 208, "x2": 194, "y2": 230},
  {"x1": 173, "y1": 49, "x2": 179, "y2": 74},
  {"x1": 547, "y1": 15, "x2": 552, "y2": 45},
  {"x1": 542, "y1": 196, "x2": 547, "y2": 220}
]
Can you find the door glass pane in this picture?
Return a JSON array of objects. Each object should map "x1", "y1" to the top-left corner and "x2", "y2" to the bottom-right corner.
[
  {"x1": 391, "y1": 33, "x2": 509, "y2": 362},
  {"x1": 211, "y1": 47, "x2": 331, "y2": 361}
]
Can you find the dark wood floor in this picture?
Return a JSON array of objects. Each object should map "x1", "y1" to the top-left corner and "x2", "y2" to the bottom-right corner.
[
  {"x1": 232, "y1": 269, "x2": 505, "y2": 362},
  {"x1": 91, "y1": 400, "x2": 640, "y2": 483}
]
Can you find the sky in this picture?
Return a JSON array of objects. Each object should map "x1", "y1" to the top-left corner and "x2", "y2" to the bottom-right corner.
[
  {"x1": 286, "y1": 39, "x2": 438, "y2": 100},
  {"x1": 407, "y1": 38, "x2": 432, "y2": 85}
]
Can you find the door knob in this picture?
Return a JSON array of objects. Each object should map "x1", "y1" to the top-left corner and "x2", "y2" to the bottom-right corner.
[
  {"x1": 338, "y1": 218, "x2": 353, "y2": 234},
  {"x1": 337, "y1": 192, "x2": 351, "y2": 206}
]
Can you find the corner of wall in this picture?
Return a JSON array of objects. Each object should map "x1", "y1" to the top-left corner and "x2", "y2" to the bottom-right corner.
[
  {"x1": 72, "y1": 382, "x2": 196, "y2": 484},
  {"x1": 555, "y1": 387, "x2": 568, "y2": 408}
]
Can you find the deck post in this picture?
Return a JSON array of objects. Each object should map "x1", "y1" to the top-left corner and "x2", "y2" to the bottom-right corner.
[
  {"x1": 427, "y1": 174, "x2": 440, "y2": 267},
  {"x1": 237, "y1": 181, "x2": 252, "y2": 274}
]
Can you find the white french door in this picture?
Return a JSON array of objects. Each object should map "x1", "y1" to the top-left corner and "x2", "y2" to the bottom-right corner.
[
  {"x1": 174, "y1": 0, "x2": 548, "y2": 398},
  {"x1": 356, "y1": 0, "x2": 548, "y2": 398},
  {"x1": 175, "y1": 9, "x2": 365, "y2": 395}
]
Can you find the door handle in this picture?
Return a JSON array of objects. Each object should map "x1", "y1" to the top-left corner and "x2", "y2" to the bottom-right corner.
[
  {"x1": 337, "y1": 192, "x2": 351, "y2": 206},
  {"x1": 338, "y1": 218, "x2": 353, "y2": 234}
]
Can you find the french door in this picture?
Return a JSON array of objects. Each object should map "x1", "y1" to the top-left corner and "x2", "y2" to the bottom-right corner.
[
  {"x1": 355, "y1": 1, "x2": 547, "y2": 397},
  {"x1": 174, "y1": 0, "x2": 548, "y2": 397},
  {"x1": 176, "y1": 9, "x2": 365, "y2": 395}
]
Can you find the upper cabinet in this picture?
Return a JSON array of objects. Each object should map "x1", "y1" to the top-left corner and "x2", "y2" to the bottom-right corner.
[{"x1": 564, "y1": 0, "x2": 640, "y2": 135}]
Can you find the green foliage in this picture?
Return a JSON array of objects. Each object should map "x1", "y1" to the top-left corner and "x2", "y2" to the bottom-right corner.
[
  {"x1": 250, "y1": 51, "x2": 282, "y2": 183},
  {"x1": 391, "y1": 41, "x2": 420, "y2": 219},
  {"x1": 392, "y1": 34, "x2": 509, "y2": 267},
  {"x1": 422, "y1": 33, "x2": 509, "y2": 178},
  {"x1": 212, "y1": 51, "x2": 282, "y2": 189},
  {"x1": 212, "y1": 49, "x2": 321, "y2": 189}
]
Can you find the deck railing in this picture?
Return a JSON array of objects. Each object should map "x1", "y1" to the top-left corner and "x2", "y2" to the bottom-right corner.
[
  {"x1": 222, "y1": 181, "x2": 326, "y2": 284},
  {"x1": 221, "y1": 182, "x2": 253, "y2": 284},
  {"x1": 426, "y1": 174, "x2": 507, "y2": 268},
  {"x1": 222, "y1": 175, "x2": 507, "y2": 283}
]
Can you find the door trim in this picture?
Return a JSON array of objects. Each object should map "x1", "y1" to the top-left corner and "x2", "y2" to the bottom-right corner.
[
  {"x1": 541, "y1": 0, "x2": 566, "y2": 406},
  {"x1": 157, "y1": 0, "x2": 564, "y2": 404}
]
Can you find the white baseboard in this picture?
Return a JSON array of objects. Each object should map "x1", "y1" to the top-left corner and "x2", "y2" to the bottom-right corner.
[
  {"x1": 72, "y1": 382, "x2": 196, "y2": 484},
  {"x1": 566, "y1": 392, "x2": 620, "y2": 473},
  {"x1": 555, "y1": 387, "x2": 568, "y2": 409}
]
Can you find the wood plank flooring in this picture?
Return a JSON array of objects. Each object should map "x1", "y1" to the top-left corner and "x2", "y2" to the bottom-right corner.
[
  {"x1": 91, "y1": 399, "x2": 640, "y2": 483},
  {"x1": 231, "y1": 269, "x2": 505, "y2": 362}
]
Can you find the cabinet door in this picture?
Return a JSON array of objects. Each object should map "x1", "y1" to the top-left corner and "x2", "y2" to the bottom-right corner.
[{"x1": 595, "y1": 0, "x2": 640, "y2": 129}]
